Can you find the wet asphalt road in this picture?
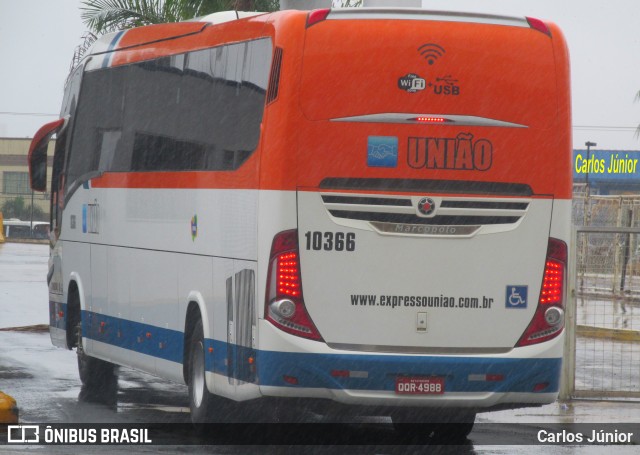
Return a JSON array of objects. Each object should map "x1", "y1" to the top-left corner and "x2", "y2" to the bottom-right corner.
[{"x1": 0, "y1": 330, "x2": 520, "y2": 452}]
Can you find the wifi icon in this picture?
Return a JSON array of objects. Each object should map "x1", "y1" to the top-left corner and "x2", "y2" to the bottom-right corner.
[{"x1": 418, "y1": 43, "x2": 445, "y2": 65}]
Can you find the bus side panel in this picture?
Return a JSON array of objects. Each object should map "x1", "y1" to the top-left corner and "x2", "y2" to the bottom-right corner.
[
  {"x1": 208, "y1": 258, "x2": 260, "y2": 401},
  {"x1": 130, "y1": 248, "x2": 180, "y2": 375},
  {"x1": 88, "y1": 243, "x2": 109, "y2": 360},
  {"x1": 210, "y1": 258, "x2": 235, "y2": 398},
  {"x1": 83, "y1": 247, "x2": 140, "y2": 373},
  {"x1": 58, "y1": 184, "x2": 261, "y2": 387}
]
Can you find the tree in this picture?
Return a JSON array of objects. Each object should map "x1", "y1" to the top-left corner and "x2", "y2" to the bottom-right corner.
[{"x1": 81, "y1": 0, "x2": 279, "y2": 35}]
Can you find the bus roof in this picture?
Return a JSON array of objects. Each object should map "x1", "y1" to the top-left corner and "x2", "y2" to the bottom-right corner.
[
  {"x1": 322, "y1": 8, "x2": 531, "y2": 28},
  {"x1": 81, "y1": 8, "x2": 551, "y2": 67}
]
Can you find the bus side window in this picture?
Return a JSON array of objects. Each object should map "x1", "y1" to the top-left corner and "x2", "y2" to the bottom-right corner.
[{"x1": 51, "y1": 63, "x2": 83, "y2": 236}]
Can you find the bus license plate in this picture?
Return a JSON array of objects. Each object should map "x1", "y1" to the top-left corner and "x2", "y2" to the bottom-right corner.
[{"x1": 395, "y1": 376, "x2": 445, "y2": 395}]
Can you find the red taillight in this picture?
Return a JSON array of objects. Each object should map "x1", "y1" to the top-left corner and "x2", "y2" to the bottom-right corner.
[
  {"x1": 265, "y1": 230, "x2": 323, "y2": 341},
  {"x1": 306, "y1": 8, "x2": 331, "y2": 28},
  {"x1": 539, "y1": 260, "x2": 563, "y2": 304},
  {"x1": 277, "y1": 252, "x2": 301, "y2": 297},
  {"x1": 516, "y1": 238, "x2": 567, "y2": 347},
  {"x1": 526, "y1": 17, "x2": 551, "y2": 37}
]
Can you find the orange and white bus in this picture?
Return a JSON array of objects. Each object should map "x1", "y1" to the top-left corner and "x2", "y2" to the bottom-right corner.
[{"x1": 29, "y1": 8, "x2": 571, "y2": 437}]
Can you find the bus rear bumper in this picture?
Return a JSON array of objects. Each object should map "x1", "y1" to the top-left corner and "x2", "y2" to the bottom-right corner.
[
  {"x1": 256, "y1": 324, "x2": 563, "y2": 409},
  {"x1": 257, "y1": 351, "x2": 561, "y2": 408},
  {"x1": 258, "y1": 386, "x2": 557, "y2": 409}
]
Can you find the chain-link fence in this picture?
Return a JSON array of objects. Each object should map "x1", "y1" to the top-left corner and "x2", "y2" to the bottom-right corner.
[
  {"x1": 567, "y1": 193, "x2": 640, "y2": 398},
  {"x1": 574, "y1": 193, "x2": 640, "y2": 298}
]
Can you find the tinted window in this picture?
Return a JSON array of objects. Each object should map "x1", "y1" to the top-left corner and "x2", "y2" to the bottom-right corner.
[
  {"x1": 53, "y1": 63, "x2": 83, "y2": 231},
  {"x1": 65, "y1": 38, "x2": 271, "y2": 191}
]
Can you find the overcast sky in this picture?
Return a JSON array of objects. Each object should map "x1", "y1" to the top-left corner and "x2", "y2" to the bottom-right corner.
[{"x1": 1, "y1": 0, "x2": 639, "y2": 150}]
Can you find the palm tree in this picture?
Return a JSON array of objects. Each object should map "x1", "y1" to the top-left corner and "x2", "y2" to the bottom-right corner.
[{"x1": 81, "y1": 0, "x2": 279, "y2": 35}]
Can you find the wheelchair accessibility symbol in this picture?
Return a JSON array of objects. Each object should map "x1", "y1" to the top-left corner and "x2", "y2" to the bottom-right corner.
[{"x1": 506, "y1": 285, "x2": 527, "y2": 309}]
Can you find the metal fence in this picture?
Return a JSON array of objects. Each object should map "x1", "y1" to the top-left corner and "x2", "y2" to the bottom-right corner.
[{"x1": 563, "y1": 194, "x2": 640, "y2": 399}]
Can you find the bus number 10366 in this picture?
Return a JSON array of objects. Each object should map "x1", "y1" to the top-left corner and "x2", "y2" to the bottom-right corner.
[{"x1": 305, "y1": 231, "x2": 356, "y2": 252}]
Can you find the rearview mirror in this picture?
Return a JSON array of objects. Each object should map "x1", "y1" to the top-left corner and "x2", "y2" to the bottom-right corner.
[{"x1": 29, "y1": 118, "x2": 66, "y2": 192}]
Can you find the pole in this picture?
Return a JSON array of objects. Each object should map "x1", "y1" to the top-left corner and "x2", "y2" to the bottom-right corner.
[
  {"x1": 30, "y1": 189, "x2": 34, "y2": 238},
  {"x1": 584, "y1": 141, "x2": 597, "y2": 222},
  {"x1": 579, "y1": 141, "x2": 596, "y2": 294}
]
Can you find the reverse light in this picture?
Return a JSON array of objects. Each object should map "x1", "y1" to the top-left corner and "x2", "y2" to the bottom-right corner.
[
  {"x1": 306, "y1": 8, "x2": 331, "y2": 28},
  {"x1": 270, "y1": 299, "x2": 296, "y2": 318},
  {"x1": 516, "y1": 238, "x2": 567, "y2": 347},
  {"x1": 330, "y1": 369, "x2": 369, "y2": 378},
  {"x1": 265, "y1": 230, "x2": 323, "y2": 341},
  {"x1": 468, "y1": 374, "x2": 504, "y2": 382},
  {"x1": 545, "y1": 307, "x2": 564, "y2": 326}
]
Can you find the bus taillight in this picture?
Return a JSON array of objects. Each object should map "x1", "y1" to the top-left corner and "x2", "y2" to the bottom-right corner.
[
  {"x1": 265, "y1": 230, "x2": 323, "y2": 341},
  {"x1": 516, "y1": 238, "x2": 567, "y2": 347}
]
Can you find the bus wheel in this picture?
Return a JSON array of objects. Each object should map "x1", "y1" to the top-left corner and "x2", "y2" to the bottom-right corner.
[
  {"x1": 76, "y1": 323, "x2": 118, "y2": 407},
  {"x1": 433, "y1": 420, "x2": 475, "y2": 442},
  {"x1": 188, "y1": 319, "x2": 216, "y2": 423},
  {"x1": 391, "y1": 409, "x2": 476, "y2": 443}
]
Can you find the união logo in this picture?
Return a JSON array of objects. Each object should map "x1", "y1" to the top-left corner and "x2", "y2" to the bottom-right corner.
[{"x1": 407, "y1": 133, "x2": 493, "y2": 171}]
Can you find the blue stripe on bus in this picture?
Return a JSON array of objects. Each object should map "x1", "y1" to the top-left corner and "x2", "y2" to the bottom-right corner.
[
  {"x1": 81, "y1": 310, "x2": 184, "y2": 363},
  {"x1": 101, "y1": 31, "x2": 125, "y2": 68},
  {"x1": 54, "y1": 308, "x2": 561, "y2": 393},
  {"x1": 256, "y1": 350, "x2": 561, "y2": 393}
]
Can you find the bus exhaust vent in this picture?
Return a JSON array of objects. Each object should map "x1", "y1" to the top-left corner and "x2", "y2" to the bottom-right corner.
[
  {"x1": 321, "y1": 193, "x2": 530, "y2": 235},
  {"x1": 267, "y1": 47, "x2": 283, "y2": 104}
]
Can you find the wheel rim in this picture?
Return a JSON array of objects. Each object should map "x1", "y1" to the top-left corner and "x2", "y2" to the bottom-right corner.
[{"x1": 192, "y1": 340, "x2": 205, "y2": 408}]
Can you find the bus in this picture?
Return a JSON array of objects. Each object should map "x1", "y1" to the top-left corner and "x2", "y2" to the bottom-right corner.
[
  {"x1": 29, "y1": 8, "x2": 571, "y2": 437},
  {"x1": 2, "y1": 219, "x2": 50, "y2": 239}
]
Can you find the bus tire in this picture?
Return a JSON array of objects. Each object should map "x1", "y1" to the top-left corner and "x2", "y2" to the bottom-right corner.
[
  {"x1": 77, "y1": 324, "x2": 118, "y2": 406},
  {"x1": 68, "y1": 284, "x2": 118, "y2": 407},
  {"x1": 434, "y1": 420, "x2": 475, "y2": 442},
  {"x1": 391, "y1": 409, "x2": 476, "y2": 442},
  {"x1": 188, "y1": 319, "x2": 216, "y2": 423}
]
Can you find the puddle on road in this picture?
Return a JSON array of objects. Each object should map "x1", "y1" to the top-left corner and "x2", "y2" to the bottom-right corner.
[{"x1": 0, "y1": 366, "x2": 33, "y2": 380}]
